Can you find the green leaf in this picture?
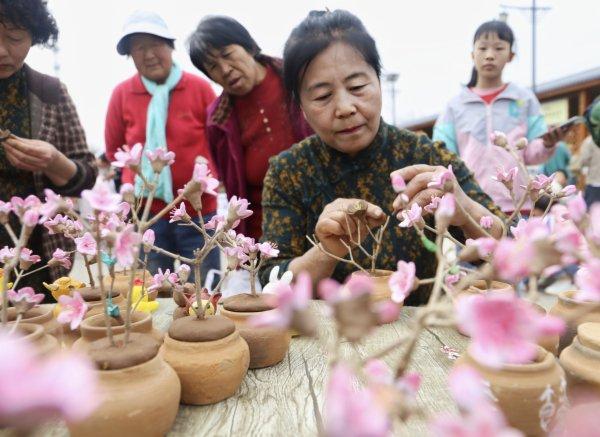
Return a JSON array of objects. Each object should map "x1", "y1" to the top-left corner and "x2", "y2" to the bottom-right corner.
[
  {"x1": 448, "y1": 265, "x2": 460, "y2": 274},
  {"x1": 420, "y1": 234, "x2": 437, "y2": 253}
]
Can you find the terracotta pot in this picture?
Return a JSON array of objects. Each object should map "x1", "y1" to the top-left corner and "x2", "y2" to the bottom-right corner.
[
  {"x1": 68, "y1": 354, "x2": 180, "y2": 437},
  {"x1": 219, "y1": 306, "x2": 291, "y2": 369},
  {"x1": 73, "y1": 311, "x2": 163, "y2": 351},
  {"x1": 102, "y1": 269, "x2": 154, "y2": 300},
  {"x1": 559, "y1": 322, "x2": 600, "y2": 395},
  {"x1": 456, "y1": 346, "x2": 567, "y2": 436},
  {"x1": 161, "y1": 317, "x2": 249, "y2": 405},
  {"x1": 350, "y1": 269, "x2": 396, "y2": 303},
  {"x1": 549, "y1": 290, "x2": 600, "y2": 353},
  {"x1": 530, "y1": 302, "x2": 559, "y2": 356},
  {"x1": 7, "y1": 305, "x2": 61, "y2": 336},
  {"x1": 15, "y1": 323, "x2": 59, "y2": 357},
  {"x1": 458, "y1": 280, "x2": 515, "y2": 299}
]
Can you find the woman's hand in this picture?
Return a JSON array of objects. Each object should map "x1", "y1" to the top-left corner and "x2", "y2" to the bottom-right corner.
[
  {"x1": 3, "y1": 136, "x2": 77, "y2": 186},
  {"x1": 315, "y1": 198, "x2": 386, "y2": 258},
  {"x1": 392, "y1": 164, "x2": 476, "y2": 227}
]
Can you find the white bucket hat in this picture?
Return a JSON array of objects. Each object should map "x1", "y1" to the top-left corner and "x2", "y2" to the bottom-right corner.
[{"x1": 116, "y1": 10, "x2": 175, "y2": 55}]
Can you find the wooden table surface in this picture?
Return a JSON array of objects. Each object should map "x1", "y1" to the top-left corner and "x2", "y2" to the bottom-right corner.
[{"x1": 36, "y1": 294, "x2": 557, "y2": 437}]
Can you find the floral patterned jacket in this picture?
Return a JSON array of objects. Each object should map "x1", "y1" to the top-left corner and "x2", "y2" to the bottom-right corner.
[{"x1": 259, "y1": 121, "x2": 503, "y2": 305}]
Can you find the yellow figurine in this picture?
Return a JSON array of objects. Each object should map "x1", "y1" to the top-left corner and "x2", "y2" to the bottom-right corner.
[
  {"x1": 43, "y1": 277, "x2": 85, "y2": 317},
  {"x1": 0, "y1": 268, "x2": 13, "y2": 293},
  {"x1": 130, "y1": 280, "x2": 159, "y2": 313}
]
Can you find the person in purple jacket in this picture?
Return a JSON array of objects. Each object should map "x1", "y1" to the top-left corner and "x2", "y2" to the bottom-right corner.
[{"x1": 188, "y1": 15, "x2": 312, "y2": 241}]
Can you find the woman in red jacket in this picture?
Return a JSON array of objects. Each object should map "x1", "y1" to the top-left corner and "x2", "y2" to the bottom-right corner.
[
  {"x1": 188, "y1": 16, "x2": 312, "y2": 241},
  {"x1": 105, "y1": 11, "x2": 219, "y2": 283}
]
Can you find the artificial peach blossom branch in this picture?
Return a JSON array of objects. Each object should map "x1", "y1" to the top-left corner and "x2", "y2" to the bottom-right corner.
[
  {"x1": 306, "y1": 235, "x2": 369, "y2": 275},
  {"x1": 3, "y1": 222, "x2": 18, "y2": 245},
  {"x1": 94, "y1": 215, "x2": 115, "y2": 347}
]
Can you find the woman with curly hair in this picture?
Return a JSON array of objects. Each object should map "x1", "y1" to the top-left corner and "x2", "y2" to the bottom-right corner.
[{"x1": 0, "y1": 0, "x2": 97, "y2": 297}]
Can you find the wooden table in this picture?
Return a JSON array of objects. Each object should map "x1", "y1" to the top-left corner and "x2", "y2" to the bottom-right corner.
[{"x1": 37, "y1": 294, "x2": 557, "y2": 436}]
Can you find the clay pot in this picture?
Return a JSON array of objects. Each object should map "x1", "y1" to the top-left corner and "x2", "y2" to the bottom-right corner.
[
  {"x1": 15, "y1": 323, "x2": 59, "y2": 357},
  {"x1": 220, "y1": 294, "x2": 290, "y2": 369},
  {"x1": 73, "y1": 311, "x2": 163, "y2": 351},
  {"x1": 7, "y1": 305, "x2": 61, "y2": 336},
  {"x1": 219, "y1": 306, "x2": 291, "y2": 369},
  {"x1": 456, "y1": 280, "x2": 515, "y2": 299},
  {"x1": 102, "y1": 269, "x2": 154, "y2": 300},
  {"x1": 161, "y1": 315, "x2": 249, "y2": 405},
  {"x1": 559, "y1": 322, "x2": 600, "y2": 395},
  {"x1": 350, "y1": 269, "x2": 396, "y2": 303},
  {"x1": 456, "y1": 346, "x2": 567, "y2": 436},
  {"x1": 79, "y1": 287, "x2": 127, "y2": 319},
  {"x1": 549, "y1": 291, "x2": 600, "y2": 353},
  {"x1": 68, "y1": 353, "x2": 180, "y2": 437},
  {"x1": 530, "y1": 302, "x2": 559, "y2": 356}
]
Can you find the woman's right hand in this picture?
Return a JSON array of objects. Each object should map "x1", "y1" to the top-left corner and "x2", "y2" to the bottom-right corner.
[{"x1": 314, "y1": 198, "x2": 386, "y2": 258}]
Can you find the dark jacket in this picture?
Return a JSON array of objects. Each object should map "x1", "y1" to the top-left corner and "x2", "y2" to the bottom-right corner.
[
  {"x1": 205, "y1": 56, "x2": 312, "y2": 235},
  {"x1": 25, "y1": 65, "x2": 97, "y2": 280}
]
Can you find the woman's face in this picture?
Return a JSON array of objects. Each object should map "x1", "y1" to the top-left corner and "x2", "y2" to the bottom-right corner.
[
  {"x1": 130, "y1": 34, "x2": 173, "y2": 84},
  {"x1": 299, "y1": 42, "x2": 382, "y2": 156},
  {"x1": 203, "y1": 44, "x2": 265, "y2": 96},
  {"x1": 0, "y1": 20, "x2": 32, "y2": 79}
]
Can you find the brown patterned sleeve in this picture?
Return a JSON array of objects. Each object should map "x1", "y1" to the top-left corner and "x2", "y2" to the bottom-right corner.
[
  {"x1": 258, "y1": 152, "x2": 308, "y2": 285},
  {"x1": 43, "y1": 83, "x2": 97, "y2": 196}
]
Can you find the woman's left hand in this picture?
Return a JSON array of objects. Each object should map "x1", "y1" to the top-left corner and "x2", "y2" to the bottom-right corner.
[
  {"x1": 391, "y1": 164, "x2": 474, "y2": 227},
  {"x1": 3, "y1": 137, "x2": 59, "y2": 172}
]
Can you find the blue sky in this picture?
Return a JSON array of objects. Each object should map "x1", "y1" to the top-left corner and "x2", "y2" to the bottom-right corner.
[{"x1": 26, "y1": 0, "x2": 600, "y2": 152}]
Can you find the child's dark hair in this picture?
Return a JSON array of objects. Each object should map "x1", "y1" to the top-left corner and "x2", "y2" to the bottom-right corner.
[
  {"x1": 188, "y1": 15, "x2": 261, "y2": 78},
  {"x1": 533, "y1": 195, "x2": 551, "y2": 214},
  {"x1": 283, "y1": 9, "x2": 381, "y2": 103},
  {"x1": 467, "y1": 20, "x2": 515, "y2": 88}
]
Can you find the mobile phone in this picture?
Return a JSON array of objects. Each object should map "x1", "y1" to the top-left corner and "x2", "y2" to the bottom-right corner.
[{"x1": 537, "y1": 116, "x2": 584, "y2": 139}]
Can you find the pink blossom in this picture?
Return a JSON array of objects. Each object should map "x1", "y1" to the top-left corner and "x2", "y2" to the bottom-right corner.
[
  {"x1": 145, "y1": 148, "x2": 175, "y2": 173},
  {"x1": 324, "y1": 363, "x2": 391, "y2": 437},
  {"x1": 435, "y1": 193, "x2": 456, "y2": 222},
  {"x1": 566, "y1": 193, "x2": 587, "y2": 223},
  {"x1": 586, "y1": 204, "x2": 600, "y2": 245},
  {"x1": 0, "y1": 246, "x2": 16, "y2": 263},
  {"x1": 57, "y1": 292, "x2": 88, "y2": 330},
  {"x1": 0, "y1": 331, "x2": 98, "y2": 427},
  {"x1": 430, "y1": 405, "x2": 523, "y2": 437},
  {"x1": 319, "y1": 275, "x2": 372, "y2": 303},
  {"x1": 249, "y1": 272, "x2": 312, "y2": 329},
  {"x1": 510, "y1": 217, "x2": 549, "y2": 241},
  {"x1": 114, "y1": 226, "x2": 141, "y2": 267},
  {"x1": 531, "y1": 173, "x2": 555, "y2": 191},
  {"x1": 480, "y1": 216, "x2": 494, "y2": 229},
  {"x1": 514, "y1": 137, "x2": 528, "y2": 150},
  {"x1": 49, "y1": 248, "x2": 71, "y2": 269},
  {"x1": 424, "y1": 196, "x2": 441, "y2": 213},
  {"x1": 574, "y1": 259, "x2": 600, "y2": 302},
  {"x1": 226, "y1": 196, "x2": 253, "y2": 228},
  {"x1": 428, "y1": 165, "x2": 454, "y2": 190},
  {"x1": 0, "y1": 200, "x2": 12, "y2": 222},
  {"x1": 490, "y1": 131, "x2": 508, "y2": 147},
  {"x1": 7, "y1": 287, "x2": 45, "y2": 313},
  {"x1": 74, "y1": 232, "x2": 97, "y2": 256},
  {"x1": 375, "y1": 300, "x2": 401, "y2": 324},
  {"x1": 191, "y1": 162, "x2": 219, "y2": 196},
  {"x1": 492, "y1": 238, "x2": 536, "y2": 282},
  {"x1": 19, "y1": 248, "x2": 41, "y2": 269},
  {"x1": 224, "y1": 246, "x2": 249, "y2": 269},
  {"x1": 22, "y1": 209, "x2": 40, "y2": 227},
  {"x1": 445, "y1": 273, "x2": 464, "y2": 288},
  {"x1": 119, "y1": 183, "x2": 135, "y2": 203},
  {"x1": 257, "y1": 242, "x2": 279, "y2": 258},
  {"x1": 43, "y1": 214, "x2": 68, "y2": 235},
  {"x1": 142, "y1": 229, "x2": 155, "y2": 248},
  {"x1": 10, "y1": 195, "x2": 41, "y2": 217},
  {"x1": 390, "y1": 172, "x2": 406, "y2": 192},
  {"x1": 176, "y1": 264, "x2": 191, "y2": 283},
  {"x1": 81, "y1": 182, "x2": 122, "y2": 213},
  {"x1": 148, "y1": 268, "x2": 179, "y2": 292},
  {"x1": 169, "y1": 202, "x2": 189, "y2": 223},
  {"x1": 559, "y1": 185, "x2": 577, "y2": 198},
  {"x1": 112, "y1": 143, "x2": 143, "y2": 169},
  {"x1": 399, "y1": 203, "x2": 423, "y2": 228},
  {"x1": 456, "y1": 292, "x2": 565, "y2": 367},
  {"x1": 448, "y1": 365, "x2": 489, "y2": 412},
  {"x1": 40, "y1": 189, "x2": 72, "y2": 220},
  {"x1": 493, "y1": 166, "x2": 518, "y2": 184},
  {"x1": 388, "y1": 261, "x2": 416, "y2": 303},
  {"x1": 204, "y1": 214, "x2": 225, "y2": 230}
]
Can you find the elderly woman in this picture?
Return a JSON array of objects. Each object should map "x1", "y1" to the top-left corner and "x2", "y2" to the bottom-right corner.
[
  {"x1": 0, "y1": 0, "x2": 96, "y2": 294},
  {"x1": 259, "y1": 10, "x2": 505, "y2": 305},
  {"x1": 105, "y1": 11, "x2": 220, "y2": 282},
  {"x1": 188, "y1": 16, "x2": 312, "y2": 241}
]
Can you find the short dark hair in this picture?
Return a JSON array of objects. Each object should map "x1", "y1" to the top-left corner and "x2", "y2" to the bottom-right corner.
[
  {"x1": 283, "y1": 10, "x2": 381, "y2": 103},
  {"x1": 467, "y1": 20, "x2": 515, "y2": 87},
  {"x1": 0, "y1": 0, "x2": 59, "y2": 47},
  {"x1": 188, "y1": 16, "x2": 261, "y2": 77}
]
